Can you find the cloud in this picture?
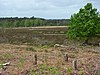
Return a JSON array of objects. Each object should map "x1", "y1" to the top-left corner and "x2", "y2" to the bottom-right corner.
[{"x1": 0, "y1": 0, "x2": 100, "y2": 19}]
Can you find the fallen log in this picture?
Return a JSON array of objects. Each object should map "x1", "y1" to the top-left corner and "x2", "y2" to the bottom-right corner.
[{"x1": 0, "y1": 62, "x2": 10, "y2": 66}]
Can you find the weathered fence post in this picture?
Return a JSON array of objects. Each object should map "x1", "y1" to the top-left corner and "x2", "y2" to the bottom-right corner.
[
  {"x1": 33, "y1": 54, "x2": 37, "y2": 65},
  {"x1": 34, "y1": 54, "x2": 37, "y2": 65},
  {"x1": 72, "y1": 59, "x2": 78, "y2": 70},
  {"x1": 64, "y1": 53, "x2": 68, "y2": 62}
]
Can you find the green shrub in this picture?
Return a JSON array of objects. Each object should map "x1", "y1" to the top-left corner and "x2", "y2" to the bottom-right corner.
[{"x1": 68, "y1": 3, "x2": 100, "y2": 43}]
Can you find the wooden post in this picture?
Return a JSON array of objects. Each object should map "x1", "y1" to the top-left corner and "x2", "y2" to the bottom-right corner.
[
  {"x1": 72, "y1": 59, "x2": 78, "y2": 70},
  {"x1": 34, "y1": 54, "x2": 37, "y2": 65},
  {"x1": 64, "y1": 53, "x2": 68, "y2": 62}
]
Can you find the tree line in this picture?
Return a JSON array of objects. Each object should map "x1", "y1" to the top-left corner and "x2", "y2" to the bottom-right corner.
[{"x1": 0, "y1": 17, "x2": 69, "y2": 27}]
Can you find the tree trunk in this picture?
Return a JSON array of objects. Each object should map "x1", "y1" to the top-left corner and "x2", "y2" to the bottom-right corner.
[
  {"x1": 84, "y1": 38, "x2": 89, "y2": 44},
  {"x1": 82, "y1": 38, "x2": 89, "y2": 46}
]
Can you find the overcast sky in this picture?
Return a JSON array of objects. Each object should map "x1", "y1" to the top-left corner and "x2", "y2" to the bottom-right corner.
[{"x1": 0, "y1": 0, "x2": 100, "y2": 19}]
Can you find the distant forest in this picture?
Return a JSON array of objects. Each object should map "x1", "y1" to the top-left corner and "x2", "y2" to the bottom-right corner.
[{"x1": 0, "y1": 16, "x2": 69, "y2": 27}]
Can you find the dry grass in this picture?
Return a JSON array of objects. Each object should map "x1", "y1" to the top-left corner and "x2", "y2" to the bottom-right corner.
[
  {"x1": 0, "y1": 26, "x2": 99, "y2": 75},
  {"x1": 0, "y1": 26, "x2": 67, "y2": 46},
  {"x1": 0, "y1": 44, "x2": 99, "y2": 75}
]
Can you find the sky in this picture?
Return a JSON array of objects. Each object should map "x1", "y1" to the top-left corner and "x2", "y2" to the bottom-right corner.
[{"x1": 0, "y1": 0, "x2": 100, "y2": 19}]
